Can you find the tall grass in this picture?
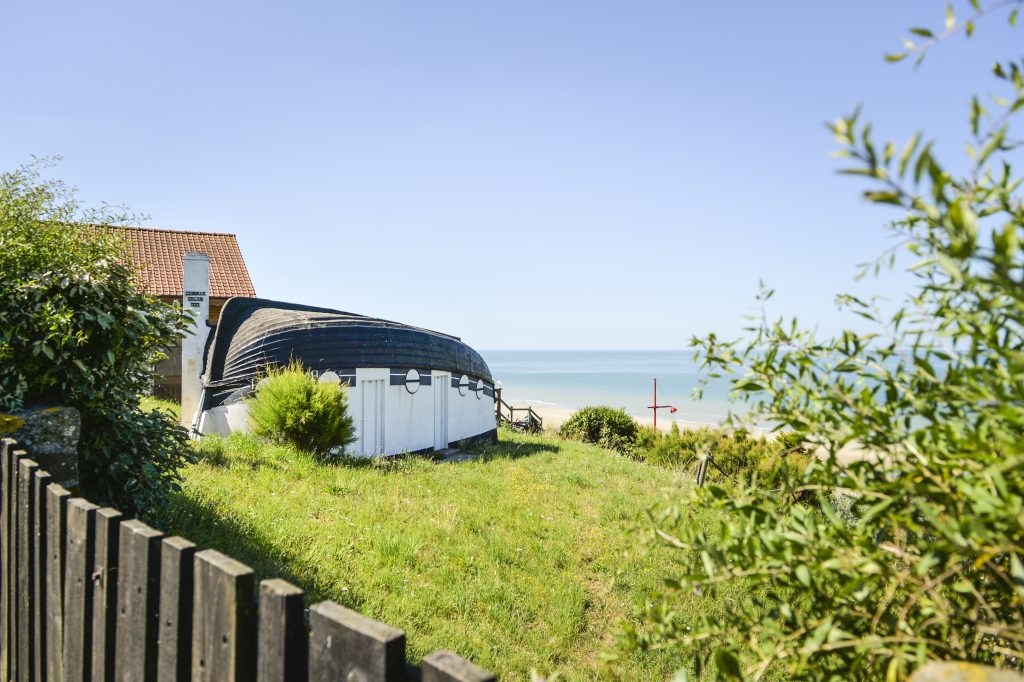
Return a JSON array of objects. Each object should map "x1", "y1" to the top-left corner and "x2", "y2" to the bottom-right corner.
[{"x1": 170, "y1": 429, "x2": 717, "y2": 680}]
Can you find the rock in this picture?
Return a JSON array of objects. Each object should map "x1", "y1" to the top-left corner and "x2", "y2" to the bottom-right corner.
[
  {"x1": 910, "y1": 661, "x2": 1024, "y2": 682},
  {"x1": 0, "y1": 405, "x2": 80, "y2": 487}
]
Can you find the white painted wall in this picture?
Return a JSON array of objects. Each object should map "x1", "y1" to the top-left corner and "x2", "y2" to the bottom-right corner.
[
  {"x1": 447, "y1": 377, "x2": 499, "y2": 447},
  {"x1": 196, "y1": 402, "x2": 249, "y2": 436},
  {"x1": 196, "y1": 367, "x2": 497, "y2": 457}
]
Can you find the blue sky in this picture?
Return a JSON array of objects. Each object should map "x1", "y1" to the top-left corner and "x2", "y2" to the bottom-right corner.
[{"x1": 3, "y1": 2, "x2": 1020, "y2": 349}]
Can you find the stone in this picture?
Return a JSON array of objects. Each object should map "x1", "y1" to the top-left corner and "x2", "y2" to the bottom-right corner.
[
  {"x1": 910, "y1": 661, "x2": 1024, "y2": 682},
  {"x1": 0, "y1": 405, "x2": 80, "y2": 487}
]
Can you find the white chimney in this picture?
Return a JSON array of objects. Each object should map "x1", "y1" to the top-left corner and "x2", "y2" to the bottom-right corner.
[{"x1": 181, "y1": 252, "x2": 211, "y2": 430}]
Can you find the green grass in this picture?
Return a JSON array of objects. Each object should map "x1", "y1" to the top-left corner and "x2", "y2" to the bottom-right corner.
[
  {"x1": 166, "y1": 428, "x2": 722, "y2": 680},
  {"x1": 140, "y1": 395, "x2": 180, "y2": 421}
]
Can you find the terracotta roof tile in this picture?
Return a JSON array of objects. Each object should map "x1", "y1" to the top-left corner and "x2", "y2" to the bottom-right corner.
[{"x1": 110, "y1": 226, "x2": 256, "y2": 299}]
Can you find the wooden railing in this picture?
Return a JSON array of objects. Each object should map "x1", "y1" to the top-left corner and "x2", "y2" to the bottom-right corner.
[
  {"x1": 0, "y1": 437, "x2": 495, "y2": 682},
  {"x1": 494, "y1": 390, "x2": 543, "y2": 433}
]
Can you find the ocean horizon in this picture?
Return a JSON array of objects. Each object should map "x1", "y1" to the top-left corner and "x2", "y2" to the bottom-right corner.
[{"x1": 479, "y1": 349, "x2": 739, "y2": 426}]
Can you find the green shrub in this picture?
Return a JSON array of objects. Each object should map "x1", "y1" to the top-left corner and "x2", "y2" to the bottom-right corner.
[
  {"x1": 632, "y1": 425, "x2": 810, "y2": 488},
  {"x1": 247, "y1": 362, "x2": 356, "y2": 457},
  {"x1": 622, "y1": 9, "x2": 1024, "y2": 679},
  {"x1": 558, "y1": 406, "x2": 639, "y2": 453},
  {"x1": 0, "y1": 159, "x2": 191, "y2": 518}
]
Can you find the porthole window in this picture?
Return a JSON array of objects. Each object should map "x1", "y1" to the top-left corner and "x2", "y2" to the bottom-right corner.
[
  {"x1": 476, "y1": 380, "x2": 485, "y2": 399},
  {"x1": 405, "y1": 369, "x2": 421, "y2": 394},
  {"x1": 458, "y1": 375, "x2": 470, "y2": 396},
  {"x1": 319, "y1": 371, "x2": 340, "y2": 385}
]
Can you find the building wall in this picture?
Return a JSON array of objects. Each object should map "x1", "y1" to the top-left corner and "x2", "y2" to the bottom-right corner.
[{"x1": 347, "y1": 368, "x2": 496, "y2": 456}]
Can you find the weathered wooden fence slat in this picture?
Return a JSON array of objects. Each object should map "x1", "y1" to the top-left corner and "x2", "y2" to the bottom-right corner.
[
  {"x1": 0, "y1": 439, "x2": 15, "y2": 681},
  {"x1": 17, "y1": 458, "x2": 39, "y2": 682},
  {"x1": 308, "y1": 601, "x2": 406, "y2": 682},
  {"x1": 5, "y1": 447, "x2": 27, "y2": 682},
  {"x1": 0, "y1": 437, "x2": 497, "y2": 682},
  {"x1": 16, "y1": 458, "x2": 39, "y2": 682},
  {"x1": 192, "y1": 549, "x2": 256, "y2": 682},
  {"x1": 114, "y1": 519, "x2": 163, "y2": 682},
  {"x1": 45, "y1": 483, "x2": 71, "y2": 682},
  {"x1": 32, "y1": 469, "x2": 52, "y2": 682},
  {"x1": 63, "y1": 497, "x2": 99, "y2": 682},
  {"x1": 422, "y1": 650, "x2": 497, "y2": 682},
  {"x1": 158, "y1": 536, "x2": 196, "y2": 682},
  {"x1": 258, "y1": 578, "x2": 307, "y2": 682},
  {"x1": 91, "y1": 507, "x2": 122, "y2": 682}
]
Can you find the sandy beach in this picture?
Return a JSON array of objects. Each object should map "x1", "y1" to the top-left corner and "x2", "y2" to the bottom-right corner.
[{"x1": 523, "y1": 401, "x2": 724, "y2": 433}]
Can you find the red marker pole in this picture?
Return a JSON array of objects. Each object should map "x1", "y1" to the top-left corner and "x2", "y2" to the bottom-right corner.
[{"x1": 648, "y1": 377, "x2": 678, "y2": 433}]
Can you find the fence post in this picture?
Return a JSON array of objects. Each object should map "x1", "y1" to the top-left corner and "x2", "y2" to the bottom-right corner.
[
  {"x1": 91, "y1": 507, "x2": 122, "y2": 682},
  {"x1": 114, "y1": 519, "x2": 163, "y2": 681},
  {"x1": 0, "y1": 438, "x2": 14, "y2": 680},
  {"x1": 45, "y1": 484, "x2": 71, "y2": 682},
  {"x1": 308, "y1": 601, "x2": 406, "y2": 682},
  {"x1": 258, "y1": 579, "x2": 306, "y2": 682},
  {"x1": 191, "y1": 549, "x2": 256, "y2": 682},
  {"x1": 158, "y1": 536, "x2": 196, "y2": 682},
  {"x1": 422, "y1": 651, "x2": 496, "y2": 682},
  {"x1": 63, "y1": 498, "x2": 98, "y2": 682},
  {"x1": 32, "y1": 469, "x2": 52, "y2": 682},
  {"x1": 16, "y1": 457, "x2": 39, "y2": 682},
  {"x1": 4, "y1": 447, "x2": 26, "y2": 682}
]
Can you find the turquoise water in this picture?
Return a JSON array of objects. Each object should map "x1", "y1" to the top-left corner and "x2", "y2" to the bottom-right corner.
[{"x1": 479, "y1": 350, "x2": 738, "y2": 425}]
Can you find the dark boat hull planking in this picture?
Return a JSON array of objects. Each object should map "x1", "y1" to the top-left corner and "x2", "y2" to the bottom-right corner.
[{"x1": 195, "y1": 298, "x2": 496, "y2": 454}]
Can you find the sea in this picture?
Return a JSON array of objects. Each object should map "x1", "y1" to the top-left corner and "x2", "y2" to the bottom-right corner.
[{"x1": 479, "y1": 350, "x2": 739, "y2": 426}]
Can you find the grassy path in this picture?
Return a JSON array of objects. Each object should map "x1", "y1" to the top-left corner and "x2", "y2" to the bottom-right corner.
[{"x1": 169, "y1": 429, "x2": 713, "y2": 680}]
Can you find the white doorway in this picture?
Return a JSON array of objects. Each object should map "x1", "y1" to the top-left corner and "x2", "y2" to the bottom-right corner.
[
  {"x1": 359, "y1": 377, "x2": 385, "y2": 456},
  {"x1": 433, "y1": 373, "x2": 449, "y2": 451}
]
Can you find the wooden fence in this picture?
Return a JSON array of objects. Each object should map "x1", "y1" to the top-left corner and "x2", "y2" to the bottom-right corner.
[{"x1": 0, "y1": 437, "x2": 495, "y2": 682}]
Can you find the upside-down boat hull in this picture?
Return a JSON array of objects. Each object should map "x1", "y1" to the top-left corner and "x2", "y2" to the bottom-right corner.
[{"x1": 193, "y1": 298, "x2": 497, "y2": 456}]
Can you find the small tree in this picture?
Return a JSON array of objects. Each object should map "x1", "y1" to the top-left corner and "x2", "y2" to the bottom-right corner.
[
  {"x1": 247, "y1": 362, "x2": 357, "y2": 458},
  {"x1": 618, "y1": 5, "x2": 1024, "y2": 680},
  {"x1": 0, "y1": 159, "x2": 191, "y2": 517},
  {"x1": 559, "y1": 405, "x2": 640, "y2": 453}
]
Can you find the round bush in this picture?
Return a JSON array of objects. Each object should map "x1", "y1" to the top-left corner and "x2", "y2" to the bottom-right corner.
[
  {"x1": 248, "y1": 362, "x2": 356, "y2": 457},
  {"x1": 1, "y1": 161, "x2": 191, "y2": 517},
  {"x1": 558, "y1": 406, "x2": 639, "y2": 452}
]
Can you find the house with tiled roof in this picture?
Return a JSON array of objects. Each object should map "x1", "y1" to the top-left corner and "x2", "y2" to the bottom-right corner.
[{"x1": 109, "y1": 226, "x2": 256, "y2": 400}]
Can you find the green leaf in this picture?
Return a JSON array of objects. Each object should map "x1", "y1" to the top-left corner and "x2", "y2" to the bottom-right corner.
[
  {"x1": 899, "y1": 132, "x2": 921, "y2": 177},
  {"x1": 944, "y1": 4, "x2": 955, "y2": 32},
  {"x1": 864, "y1": 191, "x2": 902, "y2": 205},
  {"x1": 909, "y1": 27, "x2": 934, "y2": 38},
  {"x1": 885, "y1": 53, "x2": 908, "y2": 63},
  {"x1": 1012, "y1": 554, "x2": 1024, "y2": 596},
  {"x1": 795, "y1": 564, "x2": 812, "y2": 587},
  {"x1": 713, "y1": 649, "x2": 743, "y2": 680},
  {"x1": 735, "y1": 380, "x2": 765, "y2": 392},
  {"x1": 951, "y1": 581, "x2": 973, "y2": 594}
]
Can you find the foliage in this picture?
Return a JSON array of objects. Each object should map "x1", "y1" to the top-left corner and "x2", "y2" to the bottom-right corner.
[
  {"x1": 631, "y1": 426, "x2": 810, "y2": 489},
  {"x1": 0, "y1": 159, "x2": 191, "y2": 517},
  {"x1": 619, "y1": 6, "x2": 1024, "y2": 680},
  {"x1": 558, "y1": 405, "x2": 640, "y2": 453},
  {"x1": 247, "y1": 361, "x2": 356, "y2": 457}
]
